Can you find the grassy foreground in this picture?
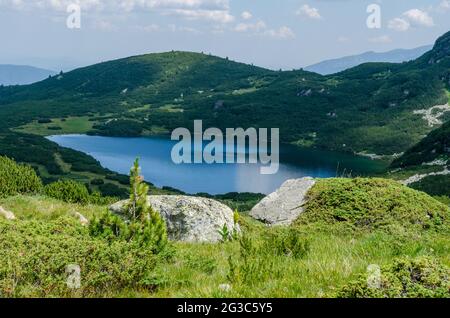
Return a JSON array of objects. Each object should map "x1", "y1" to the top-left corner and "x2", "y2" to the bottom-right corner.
[{"x1": 1, "y1": 177, "x2": 449, "y2": 298}]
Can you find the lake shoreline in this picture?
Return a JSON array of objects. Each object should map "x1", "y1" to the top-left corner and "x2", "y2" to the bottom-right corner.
[{"x1": 47, "y1": 134, "x2": 389, "y2": 195}]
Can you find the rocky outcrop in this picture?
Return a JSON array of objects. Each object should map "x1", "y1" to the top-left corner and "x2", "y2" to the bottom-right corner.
[
  {"x1": 250, "y1": 178, "x2": 316, "y2": 226},
  {"x1": 413, "y1": 104, "x2": 450, "y2": 127},
  {"x1": 0, "y1": 206, "x2": 16, "y2": 220},
  {"x1": 401, "y1": 168, "x2": 450, "y2": 186},
  {"x1": 109, "y1": 195, "x2": 235, "y2": 243}
]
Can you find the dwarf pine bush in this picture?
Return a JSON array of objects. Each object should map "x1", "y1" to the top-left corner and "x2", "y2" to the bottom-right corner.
[
  {"x1": 299, "y1": 178, "x2": 450, "y2": 232},
  {"x1": 0, "y1": 217, "x2": 157, "y2": 297},
  {"x1": 44, "y1": 180, "x2": 90, "y2": 204},
  {"x1": 44, "y1": 180, "x2": 115, "y2": 205},
  {"x1": 0, "y1": 156, "x2": 42, "y2": 197},
  {"x1": 90, "y1": 158, "x2": 168, "y2": 254},
  {"x1": 336, "y1": 256, "x2": 450, "y2": 298}
]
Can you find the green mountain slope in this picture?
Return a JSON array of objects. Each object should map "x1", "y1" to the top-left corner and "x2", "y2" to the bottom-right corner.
[
  {"x1": 393, "y1": 119, "x2": 450, "y2": 168},
  {"x1": 0, "y1": 31, "x2": 449, "y2": 155},
  {"x1": 0, "y1": 32, "x2": 449, "y2": 193},
  {"x1": 390, "y1": 114, "x2": 449, "y2": 198}
]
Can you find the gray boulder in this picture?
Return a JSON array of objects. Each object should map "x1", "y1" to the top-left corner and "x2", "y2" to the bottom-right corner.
[
  {"x1": 250, "y1": 177, "x2": 316, "y2": 226},
  {"x1": 109, "y1": 195, "x2": 235, "y2": 243}
]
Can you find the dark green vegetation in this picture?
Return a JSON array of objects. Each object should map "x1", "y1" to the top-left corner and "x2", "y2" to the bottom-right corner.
[
  {"x1": 337, "y1": 256, "x2": 450, "y2": 298},
  {"x1": 0, "y1": 157, "x2": 169, "y2": 297},
  {"x1": 393, "y1": 120, "x2": 450, "y2": 168},
  {"x1": 0, "y1": 32, "x2": 449, "y2": 201},
  {"x1": 90, "y1": 159, "x2": 169, "y2": 254},
  {"x1": 1, "y1": 32, "x2": 450, "y2": 297},
  {"x1": 201, "y1": 192, "x2": 265, "y2": 212},
  {"x1": 299, "y1": 178, "x2": 449, "y2": 232},
  {"x1": 0, "y1": 217, "x2": 158, "y2": 297},
  {"x1": 388, "y1": 114, "x2": 449, "y2": 198},
  {"x1": 44, "y1": 179, "x2": 116, "y2": 205},
  {"x1": 410, "y1": 175, "x2": 450, "y2": 197},
  {"x1": 2, "y1": 32, "x2": 450, "y2": 156},
  {"x1": 0, "y1": 156, "x2": 42, "y2": 197}
]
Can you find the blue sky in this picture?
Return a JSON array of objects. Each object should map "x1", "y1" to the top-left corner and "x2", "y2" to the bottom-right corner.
[{"x1": 0, "y1": 0, "x2": 449, "y2": 71}]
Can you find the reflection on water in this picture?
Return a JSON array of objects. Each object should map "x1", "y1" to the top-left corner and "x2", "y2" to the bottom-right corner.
[{"x1": 48, "y1": 135, "x2": 387, "y2": 195}]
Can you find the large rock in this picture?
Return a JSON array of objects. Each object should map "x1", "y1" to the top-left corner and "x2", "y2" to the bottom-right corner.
[
  {"x1": 109, "y1": 195, "x2": 235, "y2": 243},
  {"x1": 250, "y1": 177, "x2": 316, "y2": 226},
  {"x1": 0, "y1": 206, "x2": 16, "y2": 220}
]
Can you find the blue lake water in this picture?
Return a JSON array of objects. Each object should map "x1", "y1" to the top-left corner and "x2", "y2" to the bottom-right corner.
[{"x1": 48, "y1": 135, "x2": 387, "y2": 195}]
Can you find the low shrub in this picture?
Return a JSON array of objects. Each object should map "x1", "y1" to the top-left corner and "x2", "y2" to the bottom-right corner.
[
  {"x1": 336, "y1": 256, "x2": 450, "y2": 298},
  {"x1": 90, "y1": 211, "x2": 169, "y2": 255},
  {"x1": 44, "y1": 180, "x2": 116, "y2": 205},
  {"x1": 228, "y1": 228, "x2": 310, "y2": 286},
  {"x1": 37, "y1": 118, "x2": 52, "y2": 124},
  {"x1": 0, "y1": 217, "x2": 157, "y2": 297},
  {"x1": 0, "y1": 156, "x2": 43, "y2": 197},
  {"x1": 106, "y1": 173, "x2": 129, "y2": 185},
  {"x1": 265, "y1": 228, "x2": 310, "y2": 259},
  {"x1": 44, "y1": 180, "x2": 90, "y2": 204},
  {"x1": 98, "y1": 182, "x2": 128, "y2": 198},
  {"x1": 299, "y1": 178, "x2": 450, "y2": 232},
  {"x1": 90, "y1": 178, "x2": 105, "y2": 186}
]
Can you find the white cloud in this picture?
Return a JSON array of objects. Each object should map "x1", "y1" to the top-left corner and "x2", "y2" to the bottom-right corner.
[
  {"x1": 388, "y1": 17, "x2": 410, "y2": 31},
  {"x1": 388, "y1": 8, "x2": 434, "y2": 32},
  {"x1": 369, "y1": 35, "x2": 392, "y2": 44},
  {"x1": 403, "y1": 9, "x2": 434, "y2": 27},
  {"x1": 168, "y1": 24, "x2": 200, "y2": 33},
  {"x1": 439, "y1": 0, "x2": 450, "y2": 11},
  {"x1": 234, "y1": 20, "x2": 266, "y2": 32},
  {"x1": 264, "y1": 26, "x2": 295, "y2": 39},
  {"x1": 132, "y1": 23, "x2": 161, "y2": 32},
  {"x1": 0, "y1": 0, "x2": 105, "y2": 11},
  {"x1": 0, "y1": 0, "x2": 235, "y2": 23},
  {"x1": 166, "y1": 8, "x2": 234, "y2": 23},
  {"x1": 233, "y1": 19, "x2": 294, "y2": 39},
  {"x1": 296, "y1": 4, "x2": 321, "y2": 20},
  {"x1": 241, "y1": 10, "x2": 252, "y2": 20}
]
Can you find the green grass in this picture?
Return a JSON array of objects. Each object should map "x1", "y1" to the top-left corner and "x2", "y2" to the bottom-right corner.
[
  {"x1": 14, "y1": 116, "x2": 95, "y2": 136},
  {"x1": 1, "y1": 176, "x2": 449, "y2": 298},
  {"x1": 158, "y1": 104, "x2": 184, "y2": 113},
  {"x1": 0, "y1": 195, "x2": 106, "y2": 221},
  {"x1": 148, "y1": 224, "x2": 449, "y2": 298}
]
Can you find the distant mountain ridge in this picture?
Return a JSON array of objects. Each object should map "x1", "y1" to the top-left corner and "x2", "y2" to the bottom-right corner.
[
  {"x1": 0, "y1": 65, "x2": 56, "y2": 86},
  {"x1": 305, "y1": 45, "x2": 433, "y2": 75}
]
